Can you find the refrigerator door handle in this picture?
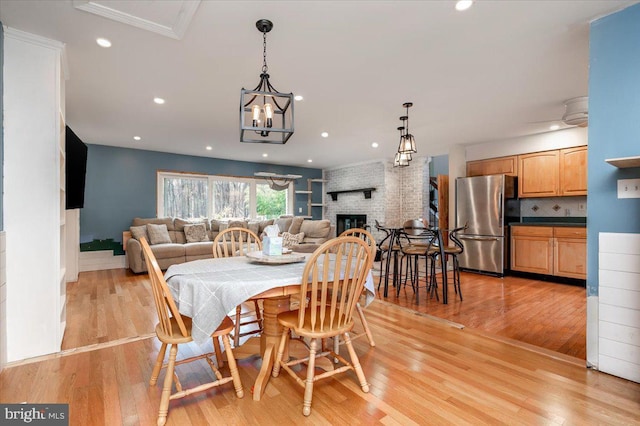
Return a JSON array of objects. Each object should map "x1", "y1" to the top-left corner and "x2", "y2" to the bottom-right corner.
[
  {"x1": 498, "y1": 190, "x2": 503, "y2": 228},
  {"x1": 459, "y1": 235, "x2": 501, "y2": 241}
]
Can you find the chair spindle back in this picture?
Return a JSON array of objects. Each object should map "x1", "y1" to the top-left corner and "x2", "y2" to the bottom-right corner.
[
  {"x1": 298, "y1": 236, "x2": 372, "y2": 333},
  {"x1": 213, "y1": 227, "x2": 262, "y2": 258},
  {"x1": 140, "y1": 237, "x2": 189, "y2": 338}
]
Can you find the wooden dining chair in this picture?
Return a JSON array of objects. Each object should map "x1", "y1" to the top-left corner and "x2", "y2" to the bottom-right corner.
[
  {"x1": 337, "y1": 228, "x2": 376, "y2": 348},
  {"x1": 141, "y1": 237, "x2": 243, "y2": 426},
  {"x1": 272, "y1": 236, "x2": 373, "y2": 416},
  {"x1": 213, "y1": 227, "x2": 264, "y2": 346}
]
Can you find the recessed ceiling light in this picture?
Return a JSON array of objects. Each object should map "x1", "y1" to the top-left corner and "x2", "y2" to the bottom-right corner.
[
  {"x1": 206, "y1": 146, "x2": 212, "y2": 151},
  {"x1": 294, "y1": 95, "x2": 304, "y2": 101},
  {"x1": 455, "y1": 0, "x2": 473, "y2": 11},
  {"x1": 371, "y1": 142, "x2": 379, "y2": 148},
  {"x1": 133, "y1": 136, "x2": 141, "y2": 141},
  {"x1": 307, "y1": 159, "x2": 313, "y2": 163},
  {"x1": 153, "y1": 97, "x2": 165, "y2": 105},
  {"x1": 96, "y1": 38, "x2": 111, "y2": 48},
  {"x1": 262, "y1": 153, "x2": 268, "y2": 157},
  {"x1": 321, "y1": 132, "x2": 329, "y2": 138},
  {"x1": 549, "y1": 124, "x2": 560, "y2": 131}
]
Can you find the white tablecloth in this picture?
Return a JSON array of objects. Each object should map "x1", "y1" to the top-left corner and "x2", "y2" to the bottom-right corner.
[{"x1": 165, "y1": 255, "x2": 375, "y2": 343}]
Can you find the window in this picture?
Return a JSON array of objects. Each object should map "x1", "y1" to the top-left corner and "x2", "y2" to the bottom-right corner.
[
  {"x1": 157, "y1": 172, "x2": 293, "y2": 219},
  {"x1": 256, "y1": 182, "x2": 288, "y2": 219},
  {"x1": 160, "y1": 174, "x2": 208, "y2": 219}
]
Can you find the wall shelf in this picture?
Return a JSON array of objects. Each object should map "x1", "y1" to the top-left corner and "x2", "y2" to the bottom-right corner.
[
  {"x1": 327, "y1": 188, "x2": 376, "y2": 201},
  {"x1": 299, "y1": 178, "x2": 326, "y2": 218},
  {"x1": 605, "y1": 156, "x2": 640, "y2": 168}
]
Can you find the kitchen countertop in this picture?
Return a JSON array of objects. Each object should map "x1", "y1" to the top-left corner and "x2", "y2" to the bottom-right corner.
[{"x1": 510, "y1": 222, "x2": 586, "y2": 228}]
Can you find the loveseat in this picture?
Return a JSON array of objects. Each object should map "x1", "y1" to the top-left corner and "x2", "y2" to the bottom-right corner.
[{"x1": 125, "y1": 216, "x2": 334, "y2": 273}]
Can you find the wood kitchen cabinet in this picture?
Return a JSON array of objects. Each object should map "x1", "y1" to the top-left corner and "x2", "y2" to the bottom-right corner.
[
  {"x1": 553, "y1": 227, "x2": 587, "y2": 278},
  {"x1": 466, "y1": 155, "x2": 518, "y2": 177},
  {"x1": 518, "y1": 151, "x2": 559, "y2": 197},
  {"x1": 511, "y1": 225, "x2": 586, "y2": 279},
  {"x1": 511, "y1": 226, "x2": 554, "y2": 274},
  {"x1": 559, "y1": 146, "x2": 588, "y2": 196},
  {"x1": 518, "y1": 146, "x2": 588, "y2": 197}
]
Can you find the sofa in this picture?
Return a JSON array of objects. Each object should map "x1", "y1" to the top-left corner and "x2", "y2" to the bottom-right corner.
[{"x1": 125, "y1": 216, "x2": 334, "y2": 273}]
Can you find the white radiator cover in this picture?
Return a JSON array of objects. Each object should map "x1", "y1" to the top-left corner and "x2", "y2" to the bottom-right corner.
[{"x1": 598, "y1": 232, "x2": 640, "y2": 383}]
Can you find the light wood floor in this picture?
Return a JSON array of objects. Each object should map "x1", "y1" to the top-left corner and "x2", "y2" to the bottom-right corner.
[
  {"x1": 1, "y1": 275, "x2": 637, "y2": 425},
  {"x1": 60, "y1": 267, "x2": 587, "y2": 360}
]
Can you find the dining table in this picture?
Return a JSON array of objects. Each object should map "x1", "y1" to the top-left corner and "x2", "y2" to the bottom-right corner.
[
  {"x1": 377, "y1": 223, "x2": 449, "y2": 304},
  {"x1": 164, "y1": 252, "x2": 375, "y2": 401}
]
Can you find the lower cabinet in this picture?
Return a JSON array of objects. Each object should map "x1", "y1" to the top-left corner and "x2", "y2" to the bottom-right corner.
[{"x1": 511, "y1": 226, "x2": 586, "y2": 279}]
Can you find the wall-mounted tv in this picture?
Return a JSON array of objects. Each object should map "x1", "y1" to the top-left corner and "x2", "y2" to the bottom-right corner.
[{"x1": 65, "y1": 126, "x2": 87, "y2": 209}]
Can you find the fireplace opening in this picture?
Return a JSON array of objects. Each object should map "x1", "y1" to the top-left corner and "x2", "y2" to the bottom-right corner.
[{"x1": 336, "y1": 214, "x2": 367, "y2": 236}]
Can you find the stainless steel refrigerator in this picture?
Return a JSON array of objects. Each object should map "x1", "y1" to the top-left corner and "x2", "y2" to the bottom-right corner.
[{"x1": 455, "y1": 175, "x2": 519, "y2": 276}]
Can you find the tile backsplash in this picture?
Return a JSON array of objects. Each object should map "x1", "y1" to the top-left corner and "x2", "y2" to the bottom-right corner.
[{"x1": 520, "y1": 196, "x2": 587, "y2": 218}]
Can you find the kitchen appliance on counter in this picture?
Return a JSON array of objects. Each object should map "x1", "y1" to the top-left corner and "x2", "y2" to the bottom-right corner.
[{"x1": 455, "y1": 175, "x2": 520, "y2": 276}]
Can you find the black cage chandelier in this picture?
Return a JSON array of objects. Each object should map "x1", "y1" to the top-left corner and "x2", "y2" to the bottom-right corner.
[
  {"x1": 240, "y1": 19, "x2": 294, "y2": 144},
  {"x1": 393, "y1": 102, "x2": 417, "y2": 167}
]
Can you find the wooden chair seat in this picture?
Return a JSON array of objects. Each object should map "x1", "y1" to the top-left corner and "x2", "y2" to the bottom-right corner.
[
  {"x1": 278, "y1": 308, "x2": 355, "y2": 339},
  {"x1": 155, "y1": 315, "x2": 234, "y2": 344}
]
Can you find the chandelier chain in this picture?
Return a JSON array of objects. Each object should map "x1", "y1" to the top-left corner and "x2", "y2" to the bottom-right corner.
[{"x1": 262, "y1": 32, "x2": 268, "y2": 73}]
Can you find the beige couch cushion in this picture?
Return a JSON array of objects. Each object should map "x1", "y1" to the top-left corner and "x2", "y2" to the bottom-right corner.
[
  {"x1": 150, "y1": 243, "x2": 186, "y2": 258},
  {"x1": 132, "y1": 217, "x2": 174, "y2": 229},
  {"x1": 248, "y1": 219, "x2": 275, "y2": 237},
  {"x1": 184, "y1": 242, "x2": 214, "y2": 257},
  {"x1": 130, "y1": 225, "x2": 148, "y2": 241},
  {"x1": 288, "y1": 216, "x2": 304, "y2": 234},
  {"x1": 147, "y1": 223, "x2": 172, "y2": 245},
  {"x1": 274, "y1": 216, "x2": 293, "y2": 234},
  {"x1": 300, "y1": 220, "x2": 332, "y2": 244}
]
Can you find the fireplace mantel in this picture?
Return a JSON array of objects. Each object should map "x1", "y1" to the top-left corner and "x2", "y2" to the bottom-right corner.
[{"x1": 327, "y1": 187, "x2": 376, "y2": 201}]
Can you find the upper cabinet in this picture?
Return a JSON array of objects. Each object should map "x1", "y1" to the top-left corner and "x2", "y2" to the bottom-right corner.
[
  {"x1": 559, "y1": 146, "x2": 588, "y2": 196},
  {"x1": 467, "y1": 146, "x2": 588, "y2": 198},
  {"x1": 518, "y1": 146, "x2": 587, "y2": 198},
  {"x1": 518, "y1": 150, "x2": 560, "y2": 197},
  {"x1": 466, "y1": 155, "x2": 518, "y2": 177}
]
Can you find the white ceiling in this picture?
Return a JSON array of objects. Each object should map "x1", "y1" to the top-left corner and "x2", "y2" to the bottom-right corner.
[{"x1": 1, "y1": 0, "x2": 637, "y2": 169}]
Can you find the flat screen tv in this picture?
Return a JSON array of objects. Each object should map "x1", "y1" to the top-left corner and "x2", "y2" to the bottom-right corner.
[{"x1": 65, "y1": 126, "x2": 87, "y2": 209}]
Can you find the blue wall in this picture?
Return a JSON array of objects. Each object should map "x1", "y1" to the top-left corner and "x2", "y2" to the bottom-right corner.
[
  {"x1": 81, "y1": 145, "x2": 323, "y2": 243},
  {"x1": 587, "y1": 3, "x2": 640, "y2": 296}
]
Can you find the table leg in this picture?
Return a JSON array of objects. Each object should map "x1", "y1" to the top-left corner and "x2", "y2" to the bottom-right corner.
[{"x1": 252, "y1": 296, "x2": 290, "y2": 401}]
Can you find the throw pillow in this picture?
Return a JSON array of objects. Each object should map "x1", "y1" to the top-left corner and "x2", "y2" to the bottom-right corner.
[
  {"x1": 282, "y1": 231, "x2": 305, "y2": 248},
  {"x1": 130, "y1": 225, "x2": 148, "y2": 242},
  {"x1": 184, "y1": 223, "x2": 210, "y2": 243},
  {"x1": 147, "y1": 223, "x2": 172, "y2": 245},
  {"x1": 288, "y1": 216, "x2": 304, "y2": 234}
]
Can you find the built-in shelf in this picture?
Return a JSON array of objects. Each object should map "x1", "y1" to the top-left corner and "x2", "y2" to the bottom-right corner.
[
  {"x1": 327, "y1": 188, "x2": 376, "y2": 201},
  {"x1": 605, "y1": 156, "x2": 640, "y2": 168}
]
